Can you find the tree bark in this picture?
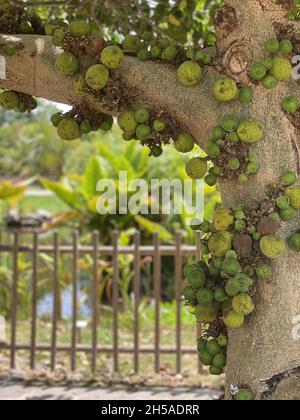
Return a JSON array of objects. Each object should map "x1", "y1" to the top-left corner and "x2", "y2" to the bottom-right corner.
[
  {"x1": 1, "y1": 0, "x2": 300, "y2": 399},
  {"x1": 217, "y1": 0, "x2": 300, "y2": 400}
]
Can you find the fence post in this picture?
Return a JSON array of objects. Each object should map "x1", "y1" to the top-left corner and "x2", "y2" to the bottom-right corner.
[
  {"x1": 133, "y1": 230, "x2": 141, "y2": 374},
  {"x1": 51, "y1": 231, "x2": 59, "y2": 371},
  {"x1": 30, "y1": 232, "x2": 39, "y2": 370},
  {"x1": 175, "y1": 231, "x2": 183, "y2": 374},
  {"x1": 71, "y1": 231, "x2": 79, "y2": 371},
  {"x1": 195, "y1": 230, "x2": 203, "y2": 373},
  {"x1": 112, "y1": 231, "x2": 119, "y2": 372},
  {"x1": 153, "y1": 232, "x2": 161, "y2": 373},
  {"x1": 10, "y1": 231, "x2": 19, "y2": 369},
  {"x1": 92, "y1": 231, "x2": 99, "y2": 374}
]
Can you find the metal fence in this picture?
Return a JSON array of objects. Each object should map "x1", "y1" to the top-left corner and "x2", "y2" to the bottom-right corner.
[{"x1": 0, "y1": 229, "x2": 202, "y2": 374}]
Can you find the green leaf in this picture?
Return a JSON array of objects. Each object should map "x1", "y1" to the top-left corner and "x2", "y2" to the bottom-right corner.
[
  {"x1": 134, "y1": 215, "x2": 174, "y2": 243},
  {"x1": 41, "y1": 178, "x2": 84, "y2": 209},
  {"x1": 82, "y1": 156, "x2": 107, "y2": 198}
]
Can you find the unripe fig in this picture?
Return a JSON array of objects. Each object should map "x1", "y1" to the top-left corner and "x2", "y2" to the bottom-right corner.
[
  {"x1": 270, "y1": 56, "x2": 292, "y2": 81},
  {"x1": 2, "y1": 45, "x2": 17, "y2": 56},
  {"x1": 137, "y1": 49, "x2": 150, "y2": 61},
  {"x1": 0, "y1": 91, "x2": 19, "y2": 110},
  {"x1": 208, "y1": 231, "x2": 234, "y2": 258},
  {"x1": 279, "y1": 39, "x2": 293, "y2": 54},
  {"x1": 259, "y1": 56, "x2": 273, "y2": 70},
  {"x1": 280, "y1": 207, "x2": 297, "y2": 221},
  {"x1": 218, "y1": 334, "x2": 228, "y2": 348},
  {"x1": 69, "y1": 21, "x2": 90, "y2": 37},
  {"x1": 197, "y1": 288, "x2": 214, "y2": 305},
  {"x1": 55, "y1": 52, "x2": 80, "y2": 76},
  {"x1": 19, "y1": 21, "x2": 34, "y2": 34},
  {"x1": 195, "y1": 305, "x2": 218, "y2": 323},
  {"x1": 281, "y1": 170, "x2": 297, "y2": 186},
  {"x1": 211, "y1": 125, "x2": 223, "y2": 140},
  {"x1": 205, "y1": 140, "x2": 220, "y2": 158},
  {"x1": 118, "y1": 110, "x2": 138, "y2": 134},
  {"x1": 50, "y1": 113, "x2": 63, "y2": 127},
  {"x1": 80, "y1": 120, "x2": 92, "y2": 134},
  {"x1": 161, "y1": 45, "x2": 178, "y2": 62},
  {"x1": 52, "y1": 28, "x2": 65, "y2": 46},
  {"x1": 153, "y1": 119, "x2": 166, "y2": 132},
  {"x1": 213, "y1": 208, "x2": 234, "y2": 231},
  {"x1": 209, "y1": 365, "x2": 223, "y2": 376},
  {"x1": 228, "y1": 158, "x2": 240, "y2": 171},
  {"x1": 175, "y1": 133, "x2": 195, "y2": 153},
  {"x1": 285, "y1": 186, "x2": 300, "y2": 209},
  {"x1": 213, "y1": 353, "x2": 226, "y2": 369},
  {"x1": 281, "y1": 96, "x2": 299, "y2": 113},
  {"x1": 177, "y1": 61, "x2": 202, "y2": 87},
  {"x1": 206, "y1": 339, "x2": 221, "y2": 356},
  {"x1": 185, "y1": 157, "x2": 207, "y2": 179},
  {"x1": 256, "y1": 264, "x2": 272, "y2": 280},
  {"x1": 260, "y1": 75, "x2": 277, "y2": 89},
  {"x1": 235, "y1": 389, "x2": 253, "y2": 401},
  {"x1": 199, "y1": 349, "x2": 214, "y2": 366},
  {"x1": 101, "y1": 46, "x2": 124, "y2": 69},
  {"x1": 214, "y1": 288, "x2": 227, "y2": 303},
  {"x1": 224, "y1": 310, "x2": 245, "y2": 329},
  {"x1": 57, "y1": 117, "x2": 80, "y2": 140},
  {"x1": 238, "y1": 174, "x2": 249, "y2": 184},
  {"x1": 122, "y1": 35, "x2": 141, "y2": 51},
  {"x1": 213, "y1": 76, "x2": 238, "y2": 102},
  {"x1": 85, "y1": 64, "x2": 109, "y2": 90},
  {"x1": 276, "y1": 195, "x2": 290, "y2": 210},
  {"x1": 237, "y1": 119, "x2": 263, "y2": 143},
  {"x1": 260, "y1": 234, "x2": 286, "y2": 259},
  {"x1": 151, "y1": 46, "x2": 161, "y2": 58},
  {"x1": 264, "y1": 38, "x2": 280, "y2": 53},
  {"x1": 136, "y1": 124, "x2": 152, "y2": 140},
  {"x1": 250, "y1": 64, "x2": 266, "y2": 80},
  {"x1": 183, "y1": 286, "x2": 196, "y2": 301},
  {"x1": 239, "y1": 86, "x2": 253, "y2": 103},
  {"x1": 232, "y1": 293, "x2": 254, "y2": 316},
  {"x1": 99, "y1": 115, "x2": 114, "y2": 131},
  {"x1": 288, "y1": 233, "x2": 300, "y2": 252},
  {"x1": 135, "y1": 108, "x2": 150, "y2": 124},
  {"x1": 222, "y1": 257, "x2": 242, "y2": 276},
  {"x1": 220, "y1": 115, "x2": 239, "y2": 132}
]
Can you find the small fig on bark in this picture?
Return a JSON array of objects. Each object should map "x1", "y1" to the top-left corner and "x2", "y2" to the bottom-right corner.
[
  {"x1": 260, "y1": 234, "x2": 286, "y2": 259},
  {"x1": 55, "y1": 52, "x2": 79, "y2": 76},
  {"x1": 101, "y1": 46, "x2": 124, "y2": 69},
  {"x1": 85, "y1": 64, "x2": 109, "y2": 90},
  {"x1": 213, "y1": 76, "x2": 238, "y2": 102},
  {"x1": 177, "y1": 61, "x2": 202, "y2": 87},
  {"x1": 185, "y1": 157, "x2": 208, "y2": 179},
  {"x1": 175, "y1": 133, "x2": 195, "y2": 153}
]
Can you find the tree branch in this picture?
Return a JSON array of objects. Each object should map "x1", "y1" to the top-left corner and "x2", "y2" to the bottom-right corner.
[{"x1": 0, "y1": 34, "x2": 219, "y2": 145}]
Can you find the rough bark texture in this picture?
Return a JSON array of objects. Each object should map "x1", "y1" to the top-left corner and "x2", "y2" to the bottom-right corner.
[{"x1": 1, "y1": 0, "x2": 300, "y2": 400}]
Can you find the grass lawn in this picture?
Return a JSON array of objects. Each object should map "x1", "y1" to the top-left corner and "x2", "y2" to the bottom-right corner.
[{"x1": 18, "y1": 194, "x2": 69, "y2": 215}]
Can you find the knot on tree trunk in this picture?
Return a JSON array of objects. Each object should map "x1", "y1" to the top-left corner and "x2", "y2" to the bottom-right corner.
[
  {"x1": 214, "y1": 6, "x2": 238, "y2": 39},
  {"x1": 223, "y1": 44, "x2": 254, "y2": 76}
]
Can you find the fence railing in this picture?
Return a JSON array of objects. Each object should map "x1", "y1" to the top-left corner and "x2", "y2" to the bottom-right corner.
[{"x1": 0, "y1": 229, "x2": 203, "y2": 375}]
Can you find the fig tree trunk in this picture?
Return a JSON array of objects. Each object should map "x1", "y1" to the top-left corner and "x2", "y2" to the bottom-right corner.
[{"x1": 1, "y1": 0, "x2": 300, "y2": 400}]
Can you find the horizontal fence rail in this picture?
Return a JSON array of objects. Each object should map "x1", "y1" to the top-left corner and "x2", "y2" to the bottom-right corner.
[{"x1": 0, "y1": 229, "x2": 202, "y2": 375}]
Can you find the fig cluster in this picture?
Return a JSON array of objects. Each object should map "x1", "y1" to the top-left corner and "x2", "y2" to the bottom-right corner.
[
  {"x1": 213, "y1": 76, "x2": 253, "y2": 104},
  {"x1": 121, "y1": 32, "x2": 215, "y2": 88},
  {"x1": 51, "y1": 107, "x2": 113, "y2": 141},
  {"x1": 0, "y1": 89, "x2": 37, "y2": 113},
  {"x1": 183, "y1": 171, "x2": 300, "y2": 378},
  {"x1": 0, "y1": 1, "x2": 44, "y2": 35},
  {"x1": 250, "y1": 37, "x2": 293, "y2": 89},
  {"x1": 185, "y1": 116, "x2": 263, "y2": 185}
]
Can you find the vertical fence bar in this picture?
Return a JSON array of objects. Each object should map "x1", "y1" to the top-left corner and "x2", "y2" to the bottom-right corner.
[
  {"x1": 71, "y1": 231, "x2": 79, "y2": 371},
  {"x1": 10, "y1": 231, "x2": 19, "y2": 369},
  {"x1": 30, "y1": 232, "x2": 39, "y2": 370},
  {"x1": 51, "y1": 232, "x2": 59, "y2": 371},
  {"x1": 175, "y1": 232, "x2": 183, "y2": 374},
  {"x1": 133, "y1": 230, "x2": 141, "y2": 374},
  {"x1": 92, "y1": 231, "x2": 99, "y2": 374},
  {"x1": 153, "y1": 232, "x2": 161, "y2": 373},
  {"x1": 112, "y1": 231, "x2": 119, "y2": 372},
  {"x1": 195, "y1": 230, "x2": 203, "y2": 373}
]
